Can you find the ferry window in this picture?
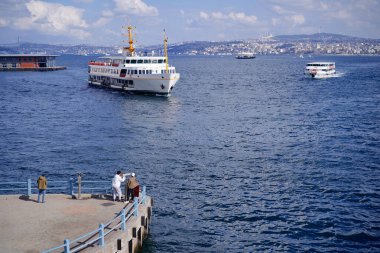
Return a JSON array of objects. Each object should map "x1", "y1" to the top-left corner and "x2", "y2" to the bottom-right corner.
[
  {"x1": 125, "y1": 60, "x2": 130, "y2": 64},
  {"x1": 120, "y1": 69, "x2": 127, "y2": 76},
  {"x1": 152, "y1": 59, "x2": 158, "y2": 63},
  {"x1": 143, "y1": 60, "x2": 148, "y2": 63},
  {"x1": 137, "y1": 59, "x2": 143, "y2": 64},
  {"x1": 158, "y1": 59, "x2": 163, "y2": 63},
  {"x1": 139, "y1": 70, "x2": 142, "y2": 74},
  {"x1": 131, "y1": 60, "x2": 136, "y2": 64},
  {"x1": 134, "y1": 70, "x2": 138, "y2": 74},
  {"x1": 163, "y1": 59, "x2": 166, "y2": 63},
  {"x1": 129, "y1": 80, "x2": 134, "y2": 85}
]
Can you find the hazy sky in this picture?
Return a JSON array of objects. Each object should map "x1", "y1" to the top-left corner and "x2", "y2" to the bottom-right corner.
[{"x1": 1, "y1": 0, "x2": 380, "y2": 46}]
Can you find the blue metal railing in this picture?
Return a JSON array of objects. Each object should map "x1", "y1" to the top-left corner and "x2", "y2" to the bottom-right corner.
[
  {"x1": 42, "y1": 187, "x2": 146, "y2": 253},
  {"x1": 0, "y1": 178, "x2": 112, "y2": 196},
  {"x1": 0, "y1": 179, "x2": 147, "y2": 253}
]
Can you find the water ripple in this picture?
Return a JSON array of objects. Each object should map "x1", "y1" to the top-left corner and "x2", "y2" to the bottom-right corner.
[{"x1": 0, "y1": 55, "x2": 379, "y2": 252}]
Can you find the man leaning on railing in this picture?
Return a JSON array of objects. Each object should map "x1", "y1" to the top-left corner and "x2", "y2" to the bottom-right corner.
[{"x1": 125, "y1": 173, "x2": 139, "y2": 204}]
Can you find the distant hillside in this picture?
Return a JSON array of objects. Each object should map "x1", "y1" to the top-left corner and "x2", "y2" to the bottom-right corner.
[
  {"x1": 0, "y1": 33, "x2": 379, "y2": 55},
  {"x1": 0, "y1": 42, "x2": 119, "y2": 55},
  {"x1": 273, "y1": 33, "x2": 380, "y2": 43},
  {"x1": 141, "y1": 33, "x2": 380, "y2": 55}
]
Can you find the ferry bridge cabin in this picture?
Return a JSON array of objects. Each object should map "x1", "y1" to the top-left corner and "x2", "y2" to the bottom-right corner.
[{"x1": 0, "y1": 54, "x2": 65, "y2": 71}]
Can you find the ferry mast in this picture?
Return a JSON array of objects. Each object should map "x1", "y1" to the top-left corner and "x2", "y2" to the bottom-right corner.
[
  {"x1": 163, "y1": 30, "x2": 169, "y2": 73},
  {"x1": 122, "y1": 25, "x2": 135, "y2": 56}
]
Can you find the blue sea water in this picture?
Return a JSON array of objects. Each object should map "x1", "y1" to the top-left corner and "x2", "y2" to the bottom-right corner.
[{"x1": 0, "y1": 55, "x2": 380, "y2": 252}]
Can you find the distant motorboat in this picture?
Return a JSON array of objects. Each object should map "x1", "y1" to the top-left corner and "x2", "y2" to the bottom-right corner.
[
  {"x1": 305, "y1": 62, "x2": 341, "y2": 78},
  {"x1": 299, "y1": 54, "x2": 304, "y2": 58},
  {"x1": 236, "y1": 52, "x2": 256, "y2": 59}
]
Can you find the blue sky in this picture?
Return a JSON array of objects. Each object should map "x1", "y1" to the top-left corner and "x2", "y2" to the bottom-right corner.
[{"x1": 0, "y1": 0, "x2": 380, "y2": 46}]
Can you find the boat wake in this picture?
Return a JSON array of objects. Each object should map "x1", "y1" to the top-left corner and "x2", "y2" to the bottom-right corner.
[
  {"x1": 330, "y1": 72, "x2": 345, "y2": 78},
  {"x1": 310, "y1": 72, "x2": 345, "y2": 79}
]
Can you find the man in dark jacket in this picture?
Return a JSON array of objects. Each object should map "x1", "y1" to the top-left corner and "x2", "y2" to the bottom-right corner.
[{"x1": 124, "y1": 173, "x2": 139, "y2": 203}]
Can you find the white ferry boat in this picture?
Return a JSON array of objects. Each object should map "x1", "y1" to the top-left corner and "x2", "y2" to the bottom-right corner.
[
  {"x1": 236, "y1": 52, "x2": 256, "y2": 59},
  {"x1": 88, "y1": 26, "x2": 180, "y2": 95},
  {"x1": 304, "y1": 62, "x2": 336, "y2": 78}
]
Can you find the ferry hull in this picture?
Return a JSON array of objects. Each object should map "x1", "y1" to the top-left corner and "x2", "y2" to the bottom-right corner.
[
  {"x1": 88, "y1": 73, "x2": 180, "y2": 96},
  {"x1": 236, "y1": 56, "x2": 256, "y2": 59},
  {"x1": 304, "y1": 71, "x2": 337, "y2": 79}
]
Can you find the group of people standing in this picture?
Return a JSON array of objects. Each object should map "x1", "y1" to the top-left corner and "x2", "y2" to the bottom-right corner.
[
  {"x1": 35, "y1": 171, "x2": 140, "y2": 204},
  {"x1": 112, "y1": 171, "x2": 140, "y2": 203}
]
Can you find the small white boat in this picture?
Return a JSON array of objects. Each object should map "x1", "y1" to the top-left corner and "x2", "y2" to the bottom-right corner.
[
  {"x1": 304, "y1": 62, "x2": 338, "y2": 79},
  {"x1": 236, "y1": 52, "x2": 256, "y2": 59}
]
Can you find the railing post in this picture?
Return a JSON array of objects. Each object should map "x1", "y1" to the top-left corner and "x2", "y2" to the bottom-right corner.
[
  {"x1": 121, "y1": 209, "x2": 126, "y2": 231},
  {"x1": 67, "y1": 178, "x2": 73, "y2": 196},
  {"x1": 77, "y1": 174, "x2": 82, "y2": 200},
  {"x1": 27, "y1": 179, "x2": 31, "y2": 196},
  {"x1": 142, "y1": 185, "x2": 146, "y2": 204},
  {"x1": 133, "y1": 197, "x2": 138, "y2": 217},
  {"x1": 98, "y1": 224, "x2": 105, "y2": 247},
  {"x1": 64, "y1": 239, "x2": 70, "y2": 253}
]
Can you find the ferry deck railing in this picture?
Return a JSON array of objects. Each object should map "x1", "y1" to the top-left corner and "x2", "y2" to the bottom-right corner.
[{"x1": 0, "y1": 178, "x2": 147, "y2": 253}]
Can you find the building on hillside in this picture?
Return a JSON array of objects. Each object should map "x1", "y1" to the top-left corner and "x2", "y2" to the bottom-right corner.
[{"x1": 0, "y1": 54, "x2": 66, "y2": 71}]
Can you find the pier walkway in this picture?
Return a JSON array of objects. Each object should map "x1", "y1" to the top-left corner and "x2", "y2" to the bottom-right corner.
[
  {"x1": 0, "y1": 179, "x2": 152, "y2": 253},
  {"x1": 0, "y1": 194, "x2": 130, "y2": 253}
]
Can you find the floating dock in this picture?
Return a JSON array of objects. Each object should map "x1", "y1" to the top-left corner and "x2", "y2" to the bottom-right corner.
[
  {"x1": 0, "y1": 54, "x2": 66, "y2": 71},
  {"x1": 0, "y1": 193, "x2": 152, "y2": 253},
  {"x1": 0, "y1": 66, "x2": 66, "y2": 71}
]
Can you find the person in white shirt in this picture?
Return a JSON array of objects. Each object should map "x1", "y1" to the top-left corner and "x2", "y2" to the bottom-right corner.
[{"x1": 112, "y1": 171, "x2": 131, "y2": 201}]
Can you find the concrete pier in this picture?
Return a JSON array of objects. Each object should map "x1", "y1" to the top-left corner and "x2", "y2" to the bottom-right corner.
[{"x1": 0, "y1": 194, "x2": 152, "y2": 253}]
